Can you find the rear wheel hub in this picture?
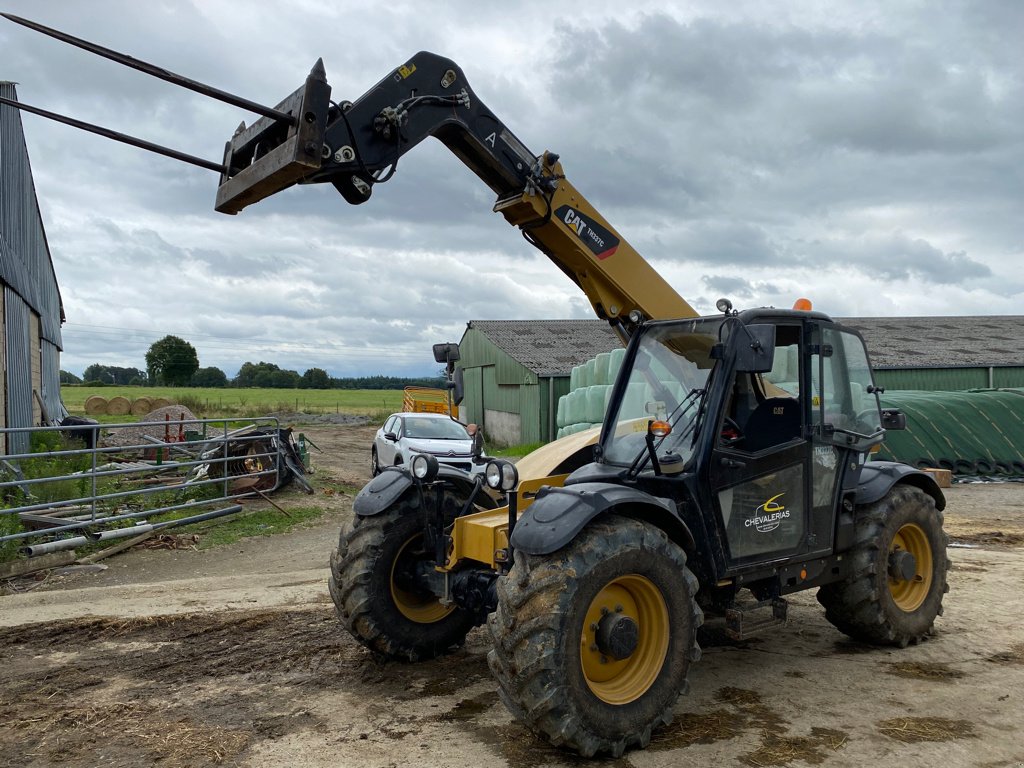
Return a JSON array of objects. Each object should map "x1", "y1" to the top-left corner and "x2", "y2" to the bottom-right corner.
[
  {"x1": 888, "y1": 549, "x2": 917, "y2": 582},
  {"x1": 887, "y1": 523, "x2": 933, "y2": 612},
  {"x1": 596, "y1": 613, "x2": 639, "y2": 660}
]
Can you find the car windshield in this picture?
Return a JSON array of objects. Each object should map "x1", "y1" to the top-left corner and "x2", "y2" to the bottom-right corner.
[
  {"x1": 601, "y1": 318, "x2": 725, "y2": 469},
  {"x1": 403, "y1": 417, "x2": 470, "y2": 440}
]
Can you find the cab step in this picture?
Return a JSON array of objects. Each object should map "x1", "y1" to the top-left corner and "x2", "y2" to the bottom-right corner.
[{"x1": 725, "y1": 598, "x2": 788, "y2": 641}]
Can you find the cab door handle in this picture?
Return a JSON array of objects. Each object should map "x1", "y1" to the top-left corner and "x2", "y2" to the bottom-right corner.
[{"x1": 720, "y1": 457, "x2": 746, "y2": 469}]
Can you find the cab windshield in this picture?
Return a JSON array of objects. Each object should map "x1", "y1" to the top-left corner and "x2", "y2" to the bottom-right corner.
[{"x1": 601, "y1": 318, "x2": 725, "y2": 469}]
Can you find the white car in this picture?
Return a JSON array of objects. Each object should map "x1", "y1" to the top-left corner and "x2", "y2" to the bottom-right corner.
[{"x1": 371, "y1": 412, "x2": 484, "y2": 476}]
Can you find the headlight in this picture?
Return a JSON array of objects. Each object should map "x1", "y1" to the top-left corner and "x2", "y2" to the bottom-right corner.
[
  {"x1": 411, "y1": 453, "x2": 439, "y2": 482},
  {"x1": 484, "y1": 459, "x2": 518, "y2": 491}
]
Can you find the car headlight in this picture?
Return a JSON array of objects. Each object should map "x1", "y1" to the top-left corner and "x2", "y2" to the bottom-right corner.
[
  {"x1": 484, "y1": 460, "x2": 518, "y2": 491},
  {"x1": 411, "y1": 453, "x2": 439, "y2": 482}
]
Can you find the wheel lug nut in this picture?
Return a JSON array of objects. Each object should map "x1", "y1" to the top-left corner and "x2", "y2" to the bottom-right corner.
[
  {"x1": 589, "y1": 623, "x2": 599, "y2": 632},
  {"x1": 600, "y1": 607, "x2": 610, "y2": 615},
  {"x1": 614, "y1": 604, "x2": 624, "y2": 613},
  {"x1": 589, "y1": 644, "x2": 598, "y2": 652},
  {"x1": 599, "y1": 655, "x2": 608, "y2": 664}
]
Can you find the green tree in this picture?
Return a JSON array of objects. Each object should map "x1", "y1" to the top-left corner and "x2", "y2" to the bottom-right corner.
[
  {"x1": 234, "y1": 361, "x2": 280, "y2": 387},
  {"x1": 82, "y1": 364, "x2": 148, "y2": 385},
  {"x1": 300, "y1": 367, "x2": 331, "y2": 389},
  {"x1": 192, "y1": 366, "x2": 228, "y2": 387},
  {"x1": 145, "y1": 335, "x2": 199, "y2": 386},
  {"x1": 269, "y1": 369, "x2": 301, "y2": 389},
  {"x1": 60, "y1": 370, "x2": 82, "y2": 384}
]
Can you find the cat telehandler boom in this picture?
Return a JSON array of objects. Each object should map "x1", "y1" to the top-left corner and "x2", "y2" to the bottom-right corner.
[{"x1": 2, "y1": 17, "x2": 949, "y2": 757}]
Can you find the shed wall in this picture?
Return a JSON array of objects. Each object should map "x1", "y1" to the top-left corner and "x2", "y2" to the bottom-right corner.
[
  {"x1": 0, "y1": 287, "x2": 4, "y2": 432},
  {"x1": 459, "y1": 327, "x2": 542, "y2": 447},
  {"x1": 41, "y1": 339, "x2": 64, "y2": 423},
  {"x1": 875, "y1": 367, "x2": 1024, "y2": 391},
  {"x1": 4, "y1": 285, "x2": 33, "y2": 454}
]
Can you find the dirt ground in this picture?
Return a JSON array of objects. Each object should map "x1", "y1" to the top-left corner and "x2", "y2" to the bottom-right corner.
[{"x1": 1, "y1": 423, "x2": 1023, "y2": 768}]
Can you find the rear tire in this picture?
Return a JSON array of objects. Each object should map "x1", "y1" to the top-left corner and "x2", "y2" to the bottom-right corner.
[
  {"x1": 329, "y1": 500, "x2": 476, "y2": 661},
  {"x1": 817, "y1": 484, "x2": 949, "y2": 647},
  {"x1": 370, "y1": 447, "x2": 380, "y2": 476},
  {"x1": 487, "y1": 515, "x2": 702, "y2": 757}
]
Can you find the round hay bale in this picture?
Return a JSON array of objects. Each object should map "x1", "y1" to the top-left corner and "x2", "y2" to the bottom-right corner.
[
  {"x1": 585, "y1": 385, "x2": 609, "y2": 424},
  {"x1": 106, "y1": 396, "x2": 131, "y2": 416},
  {"x1": 130, "y1": 397, "x2": 153, "y2": 416},
  {"x1": 150, "y1": 397, "x2": 173, "y2": 409},
  {"x1": 84, "y1": 395, "x2": 108, "y2": 415}
]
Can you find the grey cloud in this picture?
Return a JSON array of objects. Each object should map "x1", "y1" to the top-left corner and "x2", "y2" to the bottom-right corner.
[{"x1": 4, "y1": 1, "x2": 1021, "y2": 378}]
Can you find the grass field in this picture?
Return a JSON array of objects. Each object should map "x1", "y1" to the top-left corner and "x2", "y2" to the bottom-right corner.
[{"x1": 62, "y1": 386, "x2": 404, "y2": 420}]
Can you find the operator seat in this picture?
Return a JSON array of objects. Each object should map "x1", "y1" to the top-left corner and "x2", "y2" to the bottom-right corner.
[{"x1": 742, "y1": 397, "x2": 801, "y2": 452}]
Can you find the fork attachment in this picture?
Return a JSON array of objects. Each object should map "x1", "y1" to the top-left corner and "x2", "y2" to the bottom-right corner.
[{"x1": 215, "y1": 59, "x2": 332, "y2": 215}]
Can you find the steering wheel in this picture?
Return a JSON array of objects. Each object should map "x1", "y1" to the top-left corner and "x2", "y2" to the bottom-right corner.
[{"x1": 720, "y1": 416, "x2": 743, "y2": 446}]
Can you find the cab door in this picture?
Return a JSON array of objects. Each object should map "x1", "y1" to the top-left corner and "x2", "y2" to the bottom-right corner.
[
  {"x1": 805, "y1": 322, "x2": 885, "y2": 555},
  {"x1": 707, "y1": 325, "x2": 812, "y2": 567}
]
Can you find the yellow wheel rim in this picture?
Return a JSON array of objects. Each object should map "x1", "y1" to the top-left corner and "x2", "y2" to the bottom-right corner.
[
  {"x1": 580, "y1": 574, "x2": 669, "y2": 705},
  {"x1": 889, "y1": 523, "x2": 933, "y2": 612},
  {"x1": 390, "y1": 535, "x2": 454, "y2": 623}
]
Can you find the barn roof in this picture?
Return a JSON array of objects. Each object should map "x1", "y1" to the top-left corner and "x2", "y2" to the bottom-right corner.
[
  {"x1": 465, "y1": 320, "x2": 620, "y2": 376},
  {"x1": 466, "y1": 315, "x2": 1024, "y2": 377},
  {"x1": 839, "y1": 316, "x2": 1024, "y2": 369}
]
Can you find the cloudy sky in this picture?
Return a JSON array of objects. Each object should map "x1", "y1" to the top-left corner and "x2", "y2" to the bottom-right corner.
[{"x1": 2, "y1": 1, "x2": 1021, "y2": 379}]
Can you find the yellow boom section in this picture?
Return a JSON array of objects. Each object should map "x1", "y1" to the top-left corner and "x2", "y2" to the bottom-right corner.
[{"x1": 495, "y1": 157, "x2": 698, "y2": 326}]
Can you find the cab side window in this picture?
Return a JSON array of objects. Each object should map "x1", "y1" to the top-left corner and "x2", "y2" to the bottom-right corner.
[
  {"x1": 811, "y1": 327, "x2": 882, "y2": 443},
  {"x1": 720, "y1": 326, "x2": 803, "y2": 453}
]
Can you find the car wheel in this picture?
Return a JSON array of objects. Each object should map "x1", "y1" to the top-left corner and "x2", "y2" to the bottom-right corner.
[{"x1": 371, "y1": 447, "x2": 380, "y2": 476}]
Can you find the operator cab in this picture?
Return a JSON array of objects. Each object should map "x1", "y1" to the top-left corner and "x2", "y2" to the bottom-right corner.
[{"x1": 592, "y1": 303, "x2": 887, "y2": 577}]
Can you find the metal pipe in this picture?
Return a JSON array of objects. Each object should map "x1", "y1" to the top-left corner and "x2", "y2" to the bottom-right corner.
[
  {"x1": 0, "y1": 455, "x2": 276, "y2": 518},
  {"x1": 1, "y1": 14, "x2": 298, "y2": 125},
  {"x1": 153, "y1": 504, "x2": 243, "y2": 530},
  {"x1": 18, "y1": 505, "x2": 243, "y2": 556},
  {"x1": 0, "y1": 95, "x2": 229, "y2": 174},
  {"x1": 0, "y1": 470, "x2": 275, "y2": 543},
  {"x1": 20, "y1": 535, "x2": 90, "y2": 556}
]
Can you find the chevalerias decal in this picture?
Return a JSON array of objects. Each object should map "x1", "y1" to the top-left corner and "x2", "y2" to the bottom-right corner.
[{"x1": 745, "y1": 493, "x2": 791, "y2": 533}]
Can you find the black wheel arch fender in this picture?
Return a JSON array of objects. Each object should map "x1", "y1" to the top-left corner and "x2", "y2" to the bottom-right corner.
[
  {"x1": 353, "y1": 465, "x2": 496, "y2": 517},
  {"x1": 856, "y1": 461, "x2": 946, "y2": 511},
  {"x1": 509, "y1": 481, "x2": 696, "y2": 556}
]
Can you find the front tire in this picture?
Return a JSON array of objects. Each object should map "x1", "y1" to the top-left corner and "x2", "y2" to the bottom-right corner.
[
  {"x1": 487, "y1": 515, "x2": 702, "y2": 757},
  {"x1": 370, "y1": 447, "x2": 380, "y2": 476},
  {"x1": 817, "y1": 484, "x2": 949, "y2": 647},
  {"x1": 329, "y1": 501, "x2": 476, "y2": 661}
]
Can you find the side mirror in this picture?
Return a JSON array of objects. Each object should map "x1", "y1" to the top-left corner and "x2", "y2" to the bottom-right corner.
[
  {"x1": 735, "y1": 324, "x2": 776, "y2": 373},
  {"x1": 881, "y1": 409, "x2": 906, "y2": 431},
  {"x1": 433, "y1": 342, "x2": 461, "y2": 374},
  {"x1": 447, "y1": 367, "x2": 465, "y2": 406},
  {"x1": 384, "y1": 431, "x2": 398, "y2": 441}
]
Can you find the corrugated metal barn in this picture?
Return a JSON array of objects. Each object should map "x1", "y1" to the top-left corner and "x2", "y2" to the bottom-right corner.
[
  {"x1": 457, "y1": 320, "x2": 619, "y2": 446},
  {"x1": 459, "y1": 315, "x2": 1024, "y2": 447},
  {"x1": 0, "y1": 83, "x2": 66, "y2": 454},
  {"x1": 843, "y1": 316, "x2": 1024, "y2": 390}
]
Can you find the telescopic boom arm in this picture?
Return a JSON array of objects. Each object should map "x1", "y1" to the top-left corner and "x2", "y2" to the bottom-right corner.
[
  {"x1": 0, "y1": 16, "x2": 697, "y2": 336},
  {"x1": 214, "y1": 51, "x2": 696, "y2": 337}
]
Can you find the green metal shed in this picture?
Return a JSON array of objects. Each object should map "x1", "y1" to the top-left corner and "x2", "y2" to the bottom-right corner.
[
  {"x1": 842, "y1": 316, "x2": 1024, "y2": 390},
  {"x1": 459, "y1": 314, "x2": 1024, "y2": 450},
  {"x1": 457, "y1": 320, "x2": 620, "y2": 447}
]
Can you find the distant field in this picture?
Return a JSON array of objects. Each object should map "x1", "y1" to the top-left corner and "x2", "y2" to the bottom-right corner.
[{"x1": 62, "y1": 386, "x2": 404, "y2": 419}]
